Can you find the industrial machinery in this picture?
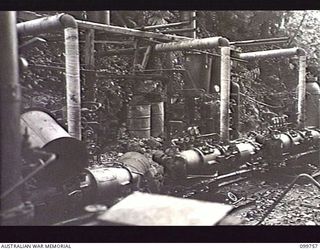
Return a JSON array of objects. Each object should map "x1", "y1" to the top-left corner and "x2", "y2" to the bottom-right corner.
[
  {"x1": 153, "y1": 118, "x2": 320, "y2": 181},
  {"x1": 2, "y1": 11, "x2": 320, "y2": 226}
]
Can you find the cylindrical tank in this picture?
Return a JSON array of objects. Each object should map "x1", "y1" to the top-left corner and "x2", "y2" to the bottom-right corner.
[
  {"x1": 305, "y1": 79, "x2": 320, "y2": 128},
  {"x1": 127, "y1": 104, "x2": 151, "y2": 138},
  {"x1": 184, "y1": 52, "x2": 212, "y2": 92},
  {"x1": 200, "y1": 101, "x2": 219, "y2": 133},
  {"x1": 87, "y1": 11, "x2": 110, "y2": 24},
  {"x1": 20, "y1": 110, "x2": 88, "y2": 185},
  {"x1": 151, "y1": 102, "x2": 164, "y2": 137},
  {"x1": 230, "y1": 82, "x2": 240, "y2": 139},
  {"x1": 84, "y1": 152, "x2": 149, "y2": 202}
]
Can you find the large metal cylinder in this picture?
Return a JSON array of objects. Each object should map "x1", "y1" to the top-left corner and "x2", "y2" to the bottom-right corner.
[
  {"x1": 20, "y1": 110, "x2": 88, "y2": 185},
  {"x1": 184, "y1": 52, "x2": 212, "y2": 92},
  {"x1": 200, "y1": 101, "x2": 219, "y2": 133},
  {"x1": 151, "y1": 102, "x2": 164, "y2": 137},
  {"x1": 230, "y1": 82, "x2": 240, "y2": 139},
  {"x1": 84, "y1": 152, "x2": 149, "y2": 202},
  {"x1": 305, "y1": 79, "x2": 320, "y2": 128},
  {"x1": 127, "y1": 104, "x2": 151, "y2": 138},
  {"x1": 87, "y1": 11, "x2": 110, "y2": 25}
]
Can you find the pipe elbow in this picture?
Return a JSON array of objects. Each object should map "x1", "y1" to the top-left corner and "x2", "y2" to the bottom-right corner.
[
  {"x1": 219, "y1": 37, "x2": 230, "y2": 47},
  {"x1": 296, "y1": 47, "x2": 306, "y2": 56},
  {"x1": 59, "y1": 13, "x2": 77, "y2": 28}
]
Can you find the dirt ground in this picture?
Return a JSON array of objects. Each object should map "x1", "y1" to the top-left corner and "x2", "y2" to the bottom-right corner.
[{"x1": 219, "y1": 178, "x2": 320, "y2": 225}]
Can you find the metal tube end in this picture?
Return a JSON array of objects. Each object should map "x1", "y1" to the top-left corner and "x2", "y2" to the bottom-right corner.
[
  {"x1": 59, "y1": 13, "x2": 77, "y2": 28},
  {"x1": 219, "y1": 37, "x2": 230, "y2": 47}
]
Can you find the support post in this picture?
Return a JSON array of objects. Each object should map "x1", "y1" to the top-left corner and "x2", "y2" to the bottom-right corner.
[
  {"x1": 220, "y1": 47, "x2": 231, "y2": 143},
  {"x1": 0, "y1": 11, "x2": 23, "y2": 221},
  {"x1": 298, "y1": 55, "x2": 306, "y2": 128},
  {"x1": 84, "y1": 29, "x2": 96, "y2": 101},
  {"x1": 64, "y1": 27, "x2": 81, "y2": 139}
]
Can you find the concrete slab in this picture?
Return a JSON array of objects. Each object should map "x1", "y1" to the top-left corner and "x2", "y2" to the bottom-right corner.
[{"x1": 97, "y1": 191, "x2": 233, "y2": 226}]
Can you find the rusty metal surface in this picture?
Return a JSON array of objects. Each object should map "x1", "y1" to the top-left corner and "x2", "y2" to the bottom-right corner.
[
  {"x1": 21, "y1": 110, "x2": 71, "y2": 148},
  {"x1": 97, "y1": 191, "x2": 233, "y2": 225},
  {"x1": 127, "y1": 105, "x2": 151, "y2": 138},
  {"x1": 151, "y1": 102, "x2": 164, "y2": 137},
  {"x1": 305, "y1": 80, "x2": 320, "y2": 128},
  {"x1": 20, "y1": 110, "x2": 88, "y2": 185}
]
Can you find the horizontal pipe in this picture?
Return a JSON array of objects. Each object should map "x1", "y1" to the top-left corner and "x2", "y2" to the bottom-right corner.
[
  {"x1": 100, "y1": 37, "x2": 230, "y2": 56},
  {"x1": 17, "y1": 13, "x2": 77, "y2": 35},
  {"x1": 153, "y1": 37, "x2": 229, "y2": 52},
  {"x1": 161, "y1": 28, "x2": 196, "y2": 34},
  {"x1": 230, "y1": 37, "x2": 289, "y2": 46},
  {"x1": 76, "y1": 19, "x2": 191, "y2": 42},
  {"x1": 239, "y1": 47, "x2": 306, "y2": 60},
  {"x1": 137, "y1": 20, "x2": 191, "y2": 31}
]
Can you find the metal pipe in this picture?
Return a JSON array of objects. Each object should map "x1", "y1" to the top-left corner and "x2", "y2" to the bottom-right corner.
[
  {"x1": 180, "y1": 11, "x2": 197, "y2": 38},
  {"x1": 230, "y1": 37, "x2": 289, "y2": 46},
  {"x1": 17, "y1": 14, "x2": 81, "y2": 139},
  {"x1": 87, "y1": 11, "x2": 110, "y2": 25},
  {"x1": 239, "y1": 47, "x2": 307, "y2": 129},
  {"x1": 239, "y1": 47, "x2": 305, "y2": 60},
  {"x1": 76, "y1": 19, "x2": 191, "y2": 42},
  {"x1": 153, "y1": 37, "x2": 229, "y2": 52},
  {"x1": 137, "y1": 20, "x2": 191, "y2": 31},
  {"x1": 161, "y1": 28, "x2": 196, "y2": 34},
  {"x1": 220, "y1": 47, "x2": 231, "y2": 143},
  {"x1": 298, "y1": 55, "x2": 307, "y2": 128},
  {"x1": 0, "y1": 11, "x2": 23, "y2": 215},
  {"x1": 17, "y1": 13, "x2": 77, "y2": 35}
]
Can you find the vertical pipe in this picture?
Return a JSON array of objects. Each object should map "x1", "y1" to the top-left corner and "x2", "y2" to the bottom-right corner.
[
  {"x1": 87, "y1": 11, "x2": 110, "y2": 25},
  {"x1": 65, "y1": 27, "x2": 81, "y2": 140},
  {"x1": 104, "y1": 11, "x2": 111, "y2": 25},
  {"x1": 84, "y1": 28, "x2": 95, "y2": 101},
  {"x1": 298, "y1": 55, "x2": 306, "y2": 129},
  {"x1": 180, "y1": 11, "x2": 196, "y2": 39},
  {"x1": 0, "y1": 12, "x2": 23, "y2": 213},
  {"x1": 220, "y1": 47, "x2": 231, "y2": 143}
]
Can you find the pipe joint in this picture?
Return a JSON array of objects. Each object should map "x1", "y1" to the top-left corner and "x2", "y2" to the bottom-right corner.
[
  {"x1": 59, "y1": 14, "x2": 78, "y2": 29},
  {"x1": 297, "y1": 48, "x2": 306, "y2": 56}
]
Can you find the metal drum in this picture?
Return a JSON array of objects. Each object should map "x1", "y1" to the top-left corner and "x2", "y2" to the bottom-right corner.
[
  {"x1": 151, "y1": 102, "x2": 164, "y2": 137},
  {"x1": 20, "y1": 110, "x2": 88, "y2": 185},
  {"x1": 127, "y1": 104, "x2": 151, "y2": 138},
  {"x1": 200, "y1": 101, "x2": 219, "y2": 134}
]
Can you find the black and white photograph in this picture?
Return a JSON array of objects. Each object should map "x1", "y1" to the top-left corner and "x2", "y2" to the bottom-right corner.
[{"x1": 2, "y1": 9, "x2": 320, "y2": 232}]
